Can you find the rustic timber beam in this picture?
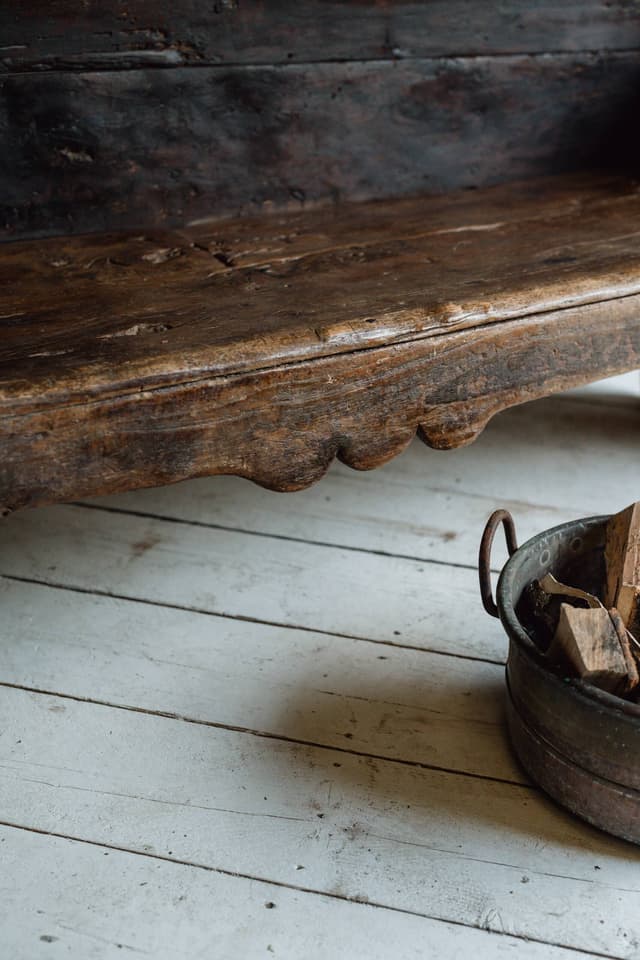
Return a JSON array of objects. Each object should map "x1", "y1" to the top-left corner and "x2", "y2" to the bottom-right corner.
[
  {"x1": 1, "y1": 173, "x2": 639, "y2": 512},
  {"x1": 3, "y1": 1, "x2": 640, "y2": 71}
]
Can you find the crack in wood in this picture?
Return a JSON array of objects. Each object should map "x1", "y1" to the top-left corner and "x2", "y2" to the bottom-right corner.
[{"x1": 4, "y1": 47, "x2": 640, "y2": 75}]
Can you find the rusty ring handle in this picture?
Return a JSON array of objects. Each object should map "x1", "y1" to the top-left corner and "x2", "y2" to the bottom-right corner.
[{"x1": 479, "y1": 509, "x2": 518, "y2": 618}]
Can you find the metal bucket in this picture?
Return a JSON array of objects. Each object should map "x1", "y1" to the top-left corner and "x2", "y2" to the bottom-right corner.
[{"x1": 479, "y1": 510, "x2": 640, "y2": 844}]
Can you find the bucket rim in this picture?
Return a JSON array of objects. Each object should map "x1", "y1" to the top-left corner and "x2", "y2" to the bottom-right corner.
[{"x1": 496, "y1": 513, "x2": 640, "y2": 720}]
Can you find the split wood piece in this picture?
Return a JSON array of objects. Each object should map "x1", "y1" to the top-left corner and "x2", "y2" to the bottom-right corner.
[
  {"x1": 605, "y1": 503, "x2": 640, "y2": 638},
  {"x1": 533, "y1": 575, "x2": 639, "y2": 696},
  {"x1": 608, "y1": 608, "x2": 640, "y2": 695},
  {"x1": 553, "y1": 604, "x2": 629, "y2": 695},
  {"x1": 525, "y1": 573, "x2": 601, "y2": 652},
  {"x1": 3, "y1": 173, "x2": 640, "y2": 511}
]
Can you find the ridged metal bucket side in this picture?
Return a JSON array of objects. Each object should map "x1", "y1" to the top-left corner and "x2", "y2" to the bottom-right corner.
[{"x1": 482, "y1": 513, "x2": 640, "y2": 843}]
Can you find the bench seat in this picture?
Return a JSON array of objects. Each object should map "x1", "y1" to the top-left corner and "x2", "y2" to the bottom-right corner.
[{"x1": 2, "y1": 171, "x2": 640, "y2": 512}]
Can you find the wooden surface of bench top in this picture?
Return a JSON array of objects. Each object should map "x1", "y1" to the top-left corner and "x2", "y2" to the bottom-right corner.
[{"x1": 2, "y1": 172, "x2": 640, "y2": 510}]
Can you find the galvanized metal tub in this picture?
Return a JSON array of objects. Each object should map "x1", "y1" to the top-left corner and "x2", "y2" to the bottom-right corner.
[{"x1": 479, "y1": 510, "x2": 640, "y2": 845}]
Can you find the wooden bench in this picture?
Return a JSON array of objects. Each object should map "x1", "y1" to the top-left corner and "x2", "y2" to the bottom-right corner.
[{"x1": 2, "y1": 3, "x2": 640, "y2": 512}]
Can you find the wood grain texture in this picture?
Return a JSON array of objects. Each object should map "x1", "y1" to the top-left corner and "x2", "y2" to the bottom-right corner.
[
  {"x1": 605, "y1": 503, "x2": 640, "y2": 636},
  {"x1": 2, "y1": 174, "x2": 640, "y2": 511},
  {"x1": 1, "y1": 828, "x2": 605, "y2": 960},
  {"x1": 89, "y1": 395, "x2": 640, "y2": 572},
  {"x1": 552, "y1": 604, "x2": 628, "y2": 693},
  {"x1": 0, "y1": 575, "x2": 518, "y2": 781},
  {"x1": 3, "y1": 53, "x2": 640, "y2": 238},
  {"x1": 4, "y1": 300, "x2": 640, "y2": 513},
  {"x1": 3, "y1": 0, "x2": 640, "y2": 71},
  {"x1": 4, "y1": 172, "x2": 640, "y2": 408},
  {"x1": 3, "y1": 685, "x2": 639, "y2": 957},
  {"x1": 3, "y1": 395, "x2": 640, "y2": 957},
  {"x1": 0, "y1": 503, "x2": 503, "y2": 663}
]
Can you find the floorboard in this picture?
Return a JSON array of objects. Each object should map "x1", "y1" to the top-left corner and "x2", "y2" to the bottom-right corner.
[
  {"x1": 81, "y1": 393, "x2": 640, "y2": 573},
  {"x1": 2, "y1": 687, "x2": 640, "y2": 957},
  {"x1": 0, "y1": 501, "x2": 503, "y2": 662},
  {"x1": 0, "y1": 579, "x2": 519, "y2": 783},
  {"x1": 2, "y1": 378, "x2": 639, "y2": 958},
  {"x1": 2, "y1": 826, "x2": 606, "y2": 960}
]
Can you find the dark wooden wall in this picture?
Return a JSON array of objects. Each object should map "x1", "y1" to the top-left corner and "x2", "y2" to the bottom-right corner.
[{"x1": 2, "y1": 2, "x2": 640, "y2": 240}]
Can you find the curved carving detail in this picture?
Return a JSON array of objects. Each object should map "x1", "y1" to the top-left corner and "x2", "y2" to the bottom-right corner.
[
  {"x1": 2, "y1": 293, "x2": 640, "y2": 510},
  {"x1": 418, "y1": 402, "x2": 495, "y2": 452}
]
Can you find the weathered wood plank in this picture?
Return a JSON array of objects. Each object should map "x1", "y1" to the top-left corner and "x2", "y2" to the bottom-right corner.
[
  {"x1": 2, "y1": 688, "x2": 639, "y2": 957},
  {"x1": 85, "y1": 397, "x2": 640, "y2": 572},
  {"x1": 0, "y1": 503, "x2": 506, "y2": 662},
  {"x1": 3, "y1": 380, "x2": 638, "y2": 956},
  {"x1": 3, "y1": 174, "x2": 640, "y2": 509},
  {"x1": 1, "y1": 827, "x2": 602, "y2": 960},
  {"x1": 2, "y1": 54, "x2": 640, "y2": 238},
  {"x1": 3, "y1": 295, "x2": 640, "y2": 509},
  {"x1": 8, "y1": 393, "x2": 634, "y2": 789},
  {"x1": 3, "y1": 1, "x2": 640, "y2": 72},
  {"x1": 0, "y1": 576, "x2": 518, "y2": 782},
  {"x1": 180, "y1": 171, "x2": 636, "y2": 270},
  {"x1": 5, "y1": 173, "x2": 640, "y2": 409}
]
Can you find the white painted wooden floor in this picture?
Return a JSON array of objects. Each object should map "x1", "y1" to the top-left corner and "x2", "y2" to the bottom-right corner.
[{"x1": 2, "y1": 373, "x2": 640, "y2": 960}]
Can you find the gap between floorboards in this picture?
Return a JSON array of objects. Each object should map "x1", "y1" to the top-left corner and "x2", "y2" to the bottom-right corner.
[
  {"x1": 0, "y1": 572, "x2": 505, "y2": 667},
  {"x1": 0, "y1": 680, "x2": 525, "y2": 790},
  {"x1": 0, "y1": 819, "x2": 622, "y2": 960}
]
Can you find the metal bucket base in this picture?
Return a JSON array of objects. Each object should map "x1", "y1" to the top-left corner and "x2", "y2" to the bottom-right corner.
[{"x1": 506, "y1": 689, "x2": 640, "y2": 846}]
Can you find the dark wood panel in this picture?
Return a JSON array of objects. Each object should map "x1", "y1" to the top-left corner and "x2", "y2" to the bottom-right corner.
[
  {"x1": 2, "y1": 1, "x2": 640, "y2": 71},
  {"x1": 3, "y1": 53, "x2": 640, "y2": 239}
]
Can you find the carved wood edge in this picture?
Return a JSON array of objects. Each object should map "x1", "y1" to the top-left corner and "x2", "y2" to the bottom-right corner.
[{"x1": 1, "y1": 295, "x2": 639, "y2": 514}]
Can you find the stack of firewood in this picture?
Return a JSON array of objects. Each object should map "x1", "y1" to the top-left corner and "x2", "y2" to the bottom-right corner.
[{"x1": 529, "y1": 503, "x2": 640, "y2": 699}]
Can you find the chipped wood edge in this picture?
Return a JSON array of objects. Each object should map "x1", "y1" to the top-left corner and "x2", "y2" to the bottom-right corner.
[{"x1": 1, "y1": 296, "x2": 640, "y2": 513}]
